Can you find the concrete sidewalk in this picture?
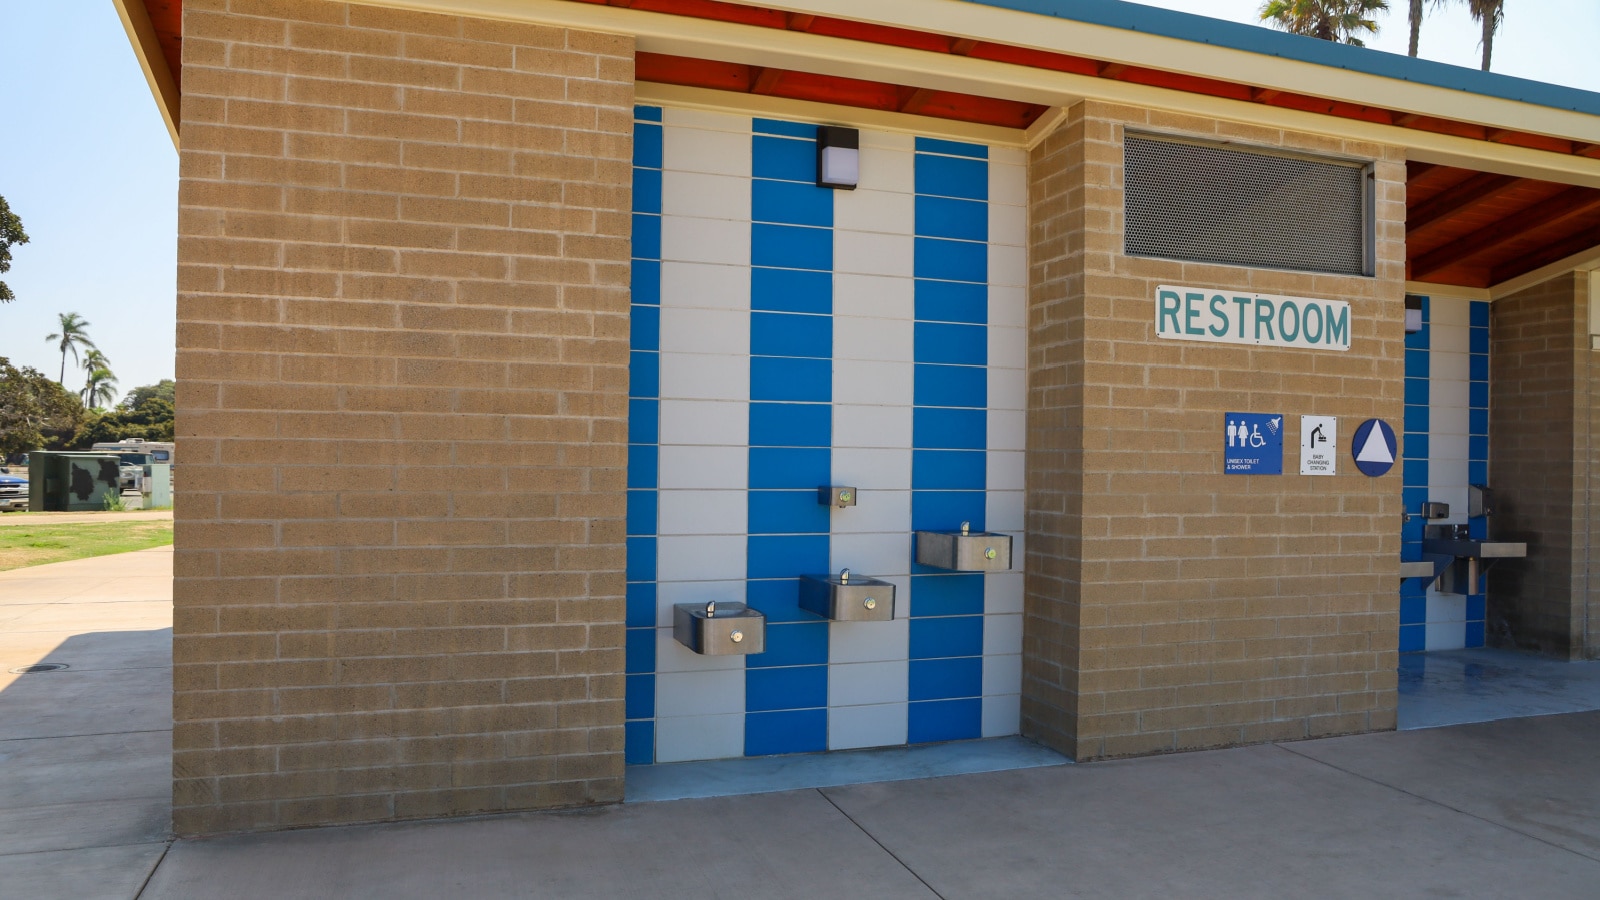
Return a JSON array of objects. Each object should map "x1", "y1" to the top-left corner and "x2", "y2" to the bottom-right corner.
[
  {"x1": 7, "y1": 548, "x2": 1600, "y2": 898},
  {"x1": 0, "y1": 546, "x2": 173, "y2": 900}
]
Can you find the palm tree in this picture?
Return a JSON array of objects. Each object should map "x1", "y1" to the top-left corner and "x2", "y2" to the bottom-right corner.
[
  {"x1": 83, "y1": 367, "x2": 119, "y2": 409},
  {"x1": 45, "y1": 312, "x2": 97, "y2": 386},
  {"x1": 1465, "y1": 0, "x2": 1503, "y2": 70},
  {"x1": 80, "y1": 349, "x2": 116, "y2": 406},
  {"x1": 1407, "y1": 0, "x2": 1454, "y2": 56},
  {"x1": 1259, "y1": 0, "x2": 1391, "y2": 46}
]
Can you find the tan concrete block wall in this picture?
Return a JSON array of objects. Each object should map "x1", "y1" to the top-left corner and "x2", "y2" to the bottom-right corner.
[
  {"x1": 173, "y1": 0, "x2": 634, "y2": 835},
  {"x1": 1489, "y1": 272, "x2": 1594, "y2": 659},
  {"x1": 1024, "y1": 101, "x2": 1406, "y2": 760}
]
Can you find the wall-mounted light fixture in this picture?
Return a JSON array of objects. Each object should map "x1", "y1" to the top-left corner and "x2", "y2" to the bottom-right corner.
[
  {"x1": 816, "y1": 126, "x2": 859, "y2": 190},
  {"x1": 1404, "y1": 294, "x2": 1423, "y2": 334}
]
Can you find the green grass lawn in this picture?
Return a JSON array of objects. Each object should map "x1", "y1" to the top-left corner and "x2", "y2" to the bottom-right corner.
[{"x1": 0, "y1": 522, "x2": 174, "y2": 572}]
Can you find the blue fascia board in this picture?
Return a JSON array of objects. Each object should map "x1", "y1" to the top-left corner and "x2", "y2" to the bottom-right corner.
[{"x1": 960, "y1": 0, "x2": 1600, "y2": 118}]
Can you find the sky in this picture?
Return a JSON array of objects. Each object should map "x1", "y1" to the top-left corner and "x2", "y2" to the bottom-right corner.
[{"x1": 0, "y1": 1, "x2": 1594, "y2": 409}]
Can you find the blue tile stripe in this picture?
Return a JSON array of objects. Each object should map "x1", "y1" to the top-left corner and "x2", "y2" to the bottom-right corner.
[
  {"x1": 625, "y1": 106, "x2": 663, "y2": 765},
  {"x1": 1465, "y1": 300, "x2": 1490, "y2": 648},
  {"x1": 746, "y1": 120, "x2": 832, "y2": 758},
  {"x1": 909, "y1": 140, "x2": 988, "y2": 744},
  {"x1": 1399, "y1": 296, "x2": 1428, "y2": 654}
]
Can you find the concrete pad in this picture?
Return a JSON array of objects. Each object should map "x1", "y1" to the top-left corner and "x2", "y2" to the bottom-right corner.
[
  {"x1": 1399, "y1": 648, "x2": 1600, "y2": 729},
  {"x1": 143, "y1": 790, "x2": 936, "y2": 900},
  {"x1": 0, "y1": 665, "x2": 172, "y2": 739},
  {"x1": 6, "y1": 601, "x2": 174, "y2": 632},
  {"x1": 0, "y1": 628, "x2": 172, "y2": 673},
  {"x1": 0, "y1": 545, "x2": 172, "y2": 606},
  {"x1": 0, "y1": 796, "x2": 171, "y2": 855},
  {"x1": 0, "y1": 843, "x2": 168, "y2": 900},
  {"x1": 1285, "y1": 711, "x2": 1600, "y2": 862},
  {"x1": 628, "y1": 735, "x2": 1067, "y2": 802},
  {"x1": 821, "y1": 743, "x2": 1600, "y2": 899},
  {"x1": 0, "y1": 731, "x2": 170, "y2": 807}
]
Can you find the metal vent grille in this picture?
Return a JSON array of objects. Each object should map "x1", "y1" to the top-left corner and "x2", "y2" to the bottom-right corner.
[{"x1": 1124, "y1": 135, "x2": 1371, "y2": 276}]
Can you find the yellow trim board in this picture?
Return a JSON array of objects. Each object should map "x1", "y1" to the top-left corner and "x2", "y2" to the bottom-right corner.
[
  {"x1": 371, "y1": 0, "x2": 1600, "y2": 188},
  {"x1": 637, "y1": 83, "x2": 1029, "y2": 146},
  {"x1": 1406, "y1": 282, "x2": 1491, "y2": 302},
  {"x1": 112, "y1": 0, "x2": 178, "y2": 149}
]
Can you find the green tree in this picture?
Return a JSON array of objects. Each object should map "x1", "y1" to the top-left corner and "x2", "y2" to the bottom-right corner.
[
  {"x1": 119, "y1": 379, "x2": 175, "y2": 411},
  {"x1": 45, "y1": 311, "x2": 97, "y2": 385},
  {"x1": 0, "y1": 357, "x2": 84, "y2": 459},
  {"x1": 0, "y1": 194, "x2": 27, "y2": 304},
  {"x1": 1466, "y1": 0, "x2": 1503, "y2": 70},
  {"x1": 73, "y1": 395, "x2": 174, "y2": 447},
  {"x1": 1259, "y1": 0, "x2": 1390, "y2": 46}
]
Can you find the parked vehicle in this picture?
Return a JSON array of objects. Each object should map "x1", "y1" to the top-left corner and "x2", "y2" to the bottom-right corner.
[
  {"x1": 90, "y1": 440, "x2": 175, "y2": 491},
  {"x1": 0, "y1": 473, "x2": 27, "y2": 512}
]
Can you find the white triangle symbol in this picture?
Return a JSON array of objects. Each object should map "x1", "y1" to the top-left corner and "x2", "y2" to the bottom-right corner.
[{"x1": 1355, "y1": 426, "x2": 1393, "y2": 464}]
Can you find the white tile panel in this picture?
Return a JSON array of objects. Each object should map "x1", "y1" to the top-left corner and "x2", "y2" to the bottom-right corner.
[
  {"x1": 835, "y1": 403, "x2": 914, "y2": 450},
  {"x1": 831, "y1": 449, "x2": 914, "y2": 493},
  {"x1": 658, "y1": 351, "x2": 749, "y2": 402},
  {"x1": 835, "y1": 230, "x2": 915, "y2": 278},
  {"x1": 662, "y1": 123, "x2": 751, "y2": 178},
  {"x1": 1429, "y1": 296, "x2": 1472, "y2": 326},
  {"x1": 658, "y1": 400, "x2": 748, "y2": 447},
  {"x1": 1430, "y1": 377, "x2": 1469, "y2": 410},
  {"x1": 661, "y1": 262, "x2": 750, "y2": 312},
  {"x1": 655, "y1": 713, "x2": 746, "y2": 763},
  {"x1": 983, "y1": 614, "x2": 1024, "y2": 657},
  {"x1": 989, "y1": 285, "x2": 1027, "y2": 329},
  {"x1": 663, "y1": 107, "x2": 751, "y2": 134},
  {"x1": 986, "y1": 450, "x2": 1025, "y2": 492},
  {"x1": 657, "y1": 489, "x2": 746, "y2": 537},
  {"x1": 859, "y1": 147, "x2": 915, "y2": 194},
  {"x1": 656, "y1": 535, "x2": 746, "y2": 583},
  {"x1": 662, "y1": 171, "x2": 753, "y2": 222},
  {"x1": 829, "y1": 616, "x2": 910, "y2": 663},
  {"x1": 861, "y1": 130, "x2": 915, "y2": 152},
  {"x1": 987, "y1": 409, "x2": 1025, "y2": 452},
  {"x1": 1430, "y1": 323, "x2": 1470, "y2": 355},
  {"x1": 656, "y1": 668, "x2": 746, "y2": 718},
  {"x1": 984, "y1": 572, "x2": 1024, "y2": 615},
  {"x1": 828, "y1": 660, "x2": 910, "y2": 707},
  {"x1": 660, "y1": 215, "x2": 751, "y2": 267},
  {"x1": 986, "y1": 490, "x2": 1025, "y2": 533},
  {"x1": 989, "y1": 244, "x2": 1027, "y2": 288},
  {"x1": 831, "y1": 532, "x2": 913, "y2": 578},
  {"x1": 660, "y1": 307, "x2": 750, "y2": 355},
  {"x1": 1425, "y1": 592, "x2": 1468, "y2": 623},
  {"x1": 989, "y1": 325, "x2": 1027, "y2": 370},
  {"x1": 988, "y1": 158, "x2": 1027, "y2": 203},
  {"x1": 829, "y1": 702, "x2": 909, "y2": 750},
  {"x1": 1430, "y1": 350, "x2": 1470, "y2": 387},
  {"x1": 1424, "y1": 619, "x2": 1468, "y2": 652},
  {"x1": 835, "y1": 189, "x2": 915, "y2": 235},
  {"x1": 834, "y1": 359, "x2": 914, "y2": 406},
  {"x1": 658, "y1": 444, "x2": 747, "y2": 488},
  {"x1": 981, "y1": 694, "x2": 1021, "y2": 738},
  {"x1": 835, "y1": 315, "x2": 914, "y2": 363},
  {"x1": 836, "y1": 274, "x2": 915, "y2": 322},
  {"x1": 1429, "y1": 405, "x2": 1469, "y2": 437},
  {"x1": 989, "y1": 192, "x2": 1027, "y2": 247},
  {"x1": 990, "y1": 368, "x2": 1027, "y2": 408},
  {"x1": 982, "y1": 653, "x2": 1022, "y2": 697}
]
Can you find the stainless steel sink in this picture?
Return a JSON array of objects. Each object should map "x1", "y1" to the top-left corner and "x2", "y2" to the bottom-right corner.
[
  {"x1": 799, "y1": 569, "x2": 895, "y2": 621},
  {"x1": 915, "y1": 521, "x2": 1012, "y2": 572},
  {"x1": 1421, "y1": 539, "x2": 1527, "y2": 559},
  {"x1": 673, "y1": 601, "x2": 765, "y2": 655}
]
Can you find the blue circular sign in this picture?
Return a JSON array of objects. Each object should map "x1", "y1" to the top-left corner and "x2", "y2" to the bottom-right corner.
[{"x1": 1351, "y1": 419, "x2": 1397, "y2": 477}]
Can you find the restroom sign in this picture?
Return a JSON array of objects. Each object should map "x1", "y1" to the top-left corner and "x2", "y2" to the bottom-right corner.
[
  {"x1": 1224, "y1": 412, "x2": 1283, "y2": 475},
  {"x1": 1301, "y1": 415, "x2": 1337, "y2": 476},
  {"x1": 1156, "y1": 285, "x2": 1351, "y2": 351}
]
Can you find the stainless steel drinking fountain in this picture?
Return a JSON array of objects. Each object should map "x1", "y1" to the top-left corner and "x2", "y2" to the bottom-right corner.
[
  {"x1": 915, "y1": 521, "x2": 1012, "y2": 572},
  {"x1": 799, "y1": 568, "x2": 895, "y2": 621},
  {"x1": 1420, "y1": 486, "x2": 1527, "y2": 594},
  {"x1": 673, "y1": 601, "x2": 765, "y2": 655}
]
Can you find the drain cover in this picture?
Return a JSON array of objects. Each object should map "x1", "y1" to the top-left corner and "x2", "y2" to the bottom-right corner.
[{"x1": 8, "y1": 664, "x2": 69, "y2": 674}]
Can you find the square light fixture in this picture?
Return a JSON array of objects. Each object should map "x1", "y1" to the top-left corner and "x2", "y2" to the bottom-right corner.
[
  {"x1": 1404, "y1": 294, "x2": 1423, "y2": 334},
  {"x1": 816, "y1": 126, "x2": 859, "y2": 190}
]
